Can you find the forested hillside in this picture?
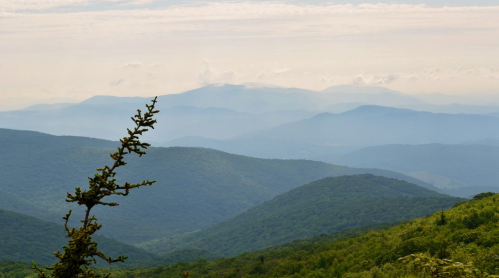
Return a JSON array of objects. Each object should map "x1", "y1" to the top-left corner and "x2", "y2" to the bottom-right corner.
[
  {"x1": 0, "y1": 208, "x2": 156, "y2": 265},
  {"x1": 0, "y1": 128, "x2": 118, "y2": 152},
  {"x1": 0, "y1": 128, "x2": 436, "y2": 244},
  {"x1": 140, "y1": 174, "x2": 462, "y2": 257},
  {"x1": 0, "y1": 225, "x2": 392, "y2": 278},
  {"x1": 91, "y1": 193, "x2": 499, "y2": 277},
  {"x1": 0, "y1": 188, "x2": 60, "y2": 222},
  {"x1": 317, "y1": 143, "x2": 499, "y2": 197}
]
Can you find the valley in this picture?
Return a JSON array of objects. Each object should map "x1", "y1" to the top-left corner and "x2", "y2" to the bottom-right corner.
[{"x1": 1, "y1": 84, "x2": 499, "y2": 277}]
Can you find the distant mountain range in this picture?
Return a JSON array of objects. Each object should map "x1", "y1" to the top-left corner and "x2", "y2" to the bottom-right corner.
[
  {"x1": 0, "y1": 96, "x2": 78, "y2": 112},
  {"x1": 0, "y1": 84, "x2": 420, "y2": 143},
  {"x1": 168, "y1": 105, "x2": 499, "y2": 159},
  {"x1": 139, "y1": 174, "x2": 461, "y2": 257},
  {"x1": 4, "y1": 84, "x2": 499, "y2": 151},
  {"x1": 0, "y1": 128, "x2": 436, "y2": 244},
  {"x1": 316, "y1": 143, "x2": 499, "y2": 197},
  {"x1": 235, "y1": 105, "x2": 499, "y2": 145}
]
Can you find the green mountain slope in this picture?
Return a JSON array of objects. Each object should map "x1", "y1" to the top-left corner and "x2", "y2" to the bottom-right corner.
[
  {"x1": 0, "y1": 188, "x2": 61, "y2": 222},
  {"x1": 0, "y1": 208, "x2": 156, "y2": 266},
  {"x1": 140, "y1": 174, "x2": 462, "y2": 257},
  {"x1": 0, "y1": 128, "x2": 117, "y2": 153},
  {"x1": 105, "y1": 193, "x2": 499, "y2": 278},
  {"x1": 0, "y1": 225, "x2": 392, "y2": 278},
  {"x1": 316, "y1": 143, "x2": 499, "y2": 197},
  {"x1": 0, "y1": 129, "x2": 437, "y2": 244}
]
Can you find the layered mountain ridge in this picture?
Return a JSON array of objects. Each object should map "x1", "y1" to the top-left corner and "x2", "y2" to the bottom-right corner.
[
  {"x1": 139, "y1": 174, "x2": 462, "y2": 257},
  {"x1": 0, "y1": 128, "x2": 436, "y2": 244}
]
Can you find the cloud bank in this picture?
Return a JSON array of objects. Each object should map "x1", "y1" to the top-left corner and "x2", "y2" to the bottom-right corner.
[{"x1": 1, "y1": 2, "x2": 498, "y2": 99}]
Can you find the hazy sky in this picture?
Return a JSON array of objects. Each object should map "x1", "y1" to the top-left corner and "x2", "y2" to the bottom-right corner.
[{"x1": 1, "y1": 0, "x2": 499, "y2": 102}]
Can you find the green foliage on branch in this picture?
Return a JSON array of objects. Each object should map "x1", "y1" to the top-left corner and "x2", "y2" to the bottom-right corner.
[{"x1": 32, "y1": 98, "x2": 159, "y2": 278}]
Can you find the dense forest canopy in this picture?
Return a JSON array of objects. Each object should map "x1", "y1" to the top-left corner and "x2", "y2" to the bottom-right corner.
[
  {"x1": 0, "y1": 208, "x2": 156, "y2": 265},
  {"x1": 139, "y1": 174, "x2": 461, "y2": 257},
  {"x1": 102, "y1": 193, "x2": 499, "y2": 277},
  {"x1": 0, "y1": 128, "x2": 437, "y2": 244}
]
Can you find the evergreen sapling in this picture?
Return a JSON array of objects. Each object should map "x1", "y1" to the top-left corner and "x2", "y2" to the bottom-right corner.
[{"x1": 33, "y1": 97, "x2": 159, "y2": 278}]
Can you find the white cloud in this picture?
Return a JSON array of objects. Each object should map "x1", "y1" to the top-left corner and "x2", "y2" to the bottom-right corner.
[
  {"x1": 2, "y1": 3, "x2": 499, "y2": 100},
  {"x1": 121, "y1": 61, "x2": 143, "y2": 70},
  {"x1": 147, "y1": 71, "x2": 157, "y2": 79},
  {"x1": 258, "y1": 67, "x2": 291, "y2": 79},
  {"x1": 197, "y1": 68, "x2": 237, "y2": 85},
  {"x1": 351, "y1": 74, "x2": 399, "y2": 85},
  {"x1": 346, "y1": 67, "x2": 499, "y2": 86},
  {"x1": 219, "y1": 70, "x2": 237, "y2": 82},
  {"x1": 197, "y1": 69, "x2": 213, "y2": 85},
  {"x1": 109, "y1": 78, "x2": 123, "y2": 86},
  {"x1": 120, "y1": 0, "x2": 158, "y2": 6},
  {"x1": 0, "y1": 0, "x2": 122, "y2": 12},
  {"x1": 3, "y1": 3, "x2": 499, "y2": 40},
  {"x1": 272, "y1": 67, "x2": 290, "y2": 74},
  {"x1": 256, "y1": 72, "x2": 267, "y2": 79},
  {"x1": 411, "y1": 67, "x2": 499, "y2": 81},
  {"x1": 0, "y1": 0, "x2": 162, "y2": 11},
  {"x1": 3, "y1": 1, "x2": 499, "y2": 15},
  {"x1": 149, "y1": 62, "x2": 164, "y2": 69},
  {"x1": 201, "y1": 59, "x2": 212, "y2": 67}
]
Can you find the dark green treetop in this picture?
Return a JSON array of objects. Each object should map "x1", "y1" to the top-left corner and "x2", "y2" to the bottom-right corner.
[
  {"x1": 473, "y1": 192, "x2": 496, "y2": 201},
  {"x1": 33, "y1": 97, "x2": 159, "y2": 278}
]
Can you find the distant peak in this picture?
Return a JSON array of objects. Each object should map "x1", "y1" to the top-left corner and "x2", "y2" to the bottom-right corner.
[
  {"x1": 311, "y1": 112, "x2": 335, "y2": 119},
  {"x1": 197, "y1": 83, "x2": 288, "y2": 90},
  {"x1": 309, "y1": 106, "x2": 411, "y2": 120},
  {"x1": 342, "y1": 105, "x2": 414, "y2": 115}
]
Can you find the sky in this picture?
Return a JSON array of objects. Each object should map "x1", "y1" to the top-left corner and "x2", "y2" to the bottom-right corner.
[{"x1": 1, "y1": 0, "x2": 499, "y2": 104}]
